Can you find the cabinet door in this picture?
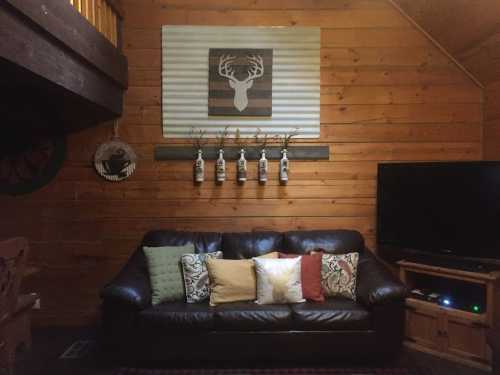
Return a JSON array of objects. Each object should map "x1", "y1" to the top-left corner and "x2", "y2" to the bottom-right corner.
[
  {"x1": 444, "y1": 316, "x2": 489, "y2": 364},
  {"x1": 405, "y1": 306, "x2": 443, "y2": 351}
]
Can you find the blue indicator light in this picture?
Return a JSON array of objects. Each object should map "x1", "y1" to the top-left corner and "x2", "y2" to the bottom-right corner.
[{"x1": 442, "y1": 298, "x2": 451, "y2": 306}]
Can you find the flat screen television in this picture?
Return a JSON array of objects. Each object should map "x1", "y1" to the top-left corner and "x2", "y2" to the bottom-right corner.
[{"x1": 377, "y1": 162, "x2": 500, "y2": 268}]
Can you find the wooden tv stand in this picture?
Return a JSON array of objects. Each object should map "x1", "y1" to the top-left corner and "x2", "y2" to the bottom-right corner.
[{"x1": 398, "y1": 260, "x2": 500, "y2": 371}]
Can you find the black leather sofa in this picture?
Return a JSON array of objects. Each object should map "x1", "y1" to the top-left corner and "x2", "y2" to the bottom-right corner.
[{"x1": 100, "y1": 230, "x2": 407, "y2": 363}]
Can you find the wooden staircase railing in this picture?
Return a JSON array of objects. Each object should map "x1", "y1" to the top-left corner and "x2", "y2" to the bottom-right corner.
[{"x1": 69, "y1": 0, "x2": 122, "y2": 47}]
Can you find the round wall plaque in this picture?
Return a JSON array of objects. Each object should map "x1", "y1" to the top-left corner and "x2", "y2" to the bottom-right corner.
[{"x1": 94, "y1": 138, "x2": 137, "y2": 182}]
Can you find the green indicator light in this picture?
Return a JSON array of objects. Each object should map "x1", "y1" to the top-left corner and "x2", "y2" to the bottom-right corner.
[{"x1": 472, "y1": 305, "x2": 480, "y2": 313}]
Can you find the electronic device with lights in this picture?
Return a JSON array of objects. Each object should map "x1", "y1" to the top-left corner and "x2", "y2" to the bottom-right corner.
[
  {"x1": 377, "y1": 161, "x2": 500, "y2": 272},
  {"x1": 409, "y1": 286, "x2": 485, "y2": 314}
]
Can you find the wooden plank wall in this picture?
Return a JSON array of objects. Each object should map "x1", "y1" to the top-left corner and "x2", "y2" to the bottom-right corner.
[
  {"x1": 0, "y1": 0, "x2": 483, "y2": 326},
  {"x1": 476, "y1": 30, "x2": 500, "y2": 159},
  {"x1": 484, "y1": 82, "x2": 500, "y2": 159},
  {"x1": 455, "y1": 13, "x2": 500, "y2": 160},
  {"x1": 389, "y1": 0, "x2": 500, "y2": 160}
]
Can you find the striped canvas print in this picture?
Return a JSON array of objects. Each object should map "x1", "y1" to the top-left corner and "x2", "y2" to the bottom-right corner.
[
  {"x1": 162, "y1": 26, "x2": 320, "y2": 138},
  {"x1": 208, "y1": 48, "x2": 273, "y2": 117}
]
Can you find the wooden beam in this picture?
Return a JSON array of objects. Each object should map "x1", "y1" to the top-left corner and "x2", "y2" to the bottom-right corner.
[
  {"x1": 3, "y1": 0, "x2": 127, "y2": 88},
  {"x1": 154, "y1": 146, "x2": 330, "y2": 161},
  {"x1": 0, "y1": 57, "x2": 119, "y2": 133},
  {"x1": 0, "y1": 5, "x2": 123, "y2": 116}
]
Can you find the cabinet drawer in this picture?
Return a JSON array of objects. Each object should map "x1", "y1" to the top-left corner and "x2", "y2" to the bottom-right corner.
[
  {"x1": 445, "y1": 316, "x2": 489, "y2": 363},
  {"x1": 405, "y1": 307, "x2": 442, "y2": 351}
]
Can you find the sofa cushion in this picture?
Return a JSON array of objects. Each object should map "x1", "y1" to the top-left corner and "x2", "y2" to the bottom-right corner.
[
  {"x1": 321, "y1": 252, "x2": 359, "y2": 301},
  {"x1": 254, "y1": 258, "x2": 305, "y2": 305},
  {"x1": 142, "y1": 230, "x2": 222, "y2": 254},
  {"x1": 181, "y1": 251, "x2": 223, "y2": 303},
  {"x1": 214, "y1": 302, "x2": 292, "y2": 331},
  {"x1": 206, "y1": 253, "x2": 279, "y2": 306},
  {"x1": 290, "y1": 298, "x2": 371, "y2": 331},
  {"x1": 222, "y1": 231, "x2": 283, "y2": 259},
  {"x1": 283, "y1": 230, "x2": 364, "y2": 255},
  {"x1": 143, "y1": 244, "x2": 194, "y2": 304},
  {"x1": 138, "y1": 302, "x2": 215, "y2": 331}
]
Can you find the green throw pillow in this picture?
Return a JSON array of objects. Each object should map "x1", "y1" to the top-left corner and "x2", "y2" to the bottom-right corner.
[{"x1": 143, "y1": 244, "x2": 195, "y2": 305}]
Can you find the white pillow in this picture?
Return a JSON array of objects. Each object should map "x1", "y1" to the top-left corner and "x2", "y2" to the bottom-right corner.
[{"x1": 253, "y1": 257, "x2": 305, "y2": 304}]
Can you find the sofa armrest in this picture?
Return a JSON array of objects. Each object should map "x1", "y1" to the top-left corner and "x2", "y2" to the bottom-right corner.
[
  {"x1": 100, "y1": 250, "x2": 151, "y2": 310},
  {"x1": 356, "y1": 251, "x2": 407, "y2": 307}
]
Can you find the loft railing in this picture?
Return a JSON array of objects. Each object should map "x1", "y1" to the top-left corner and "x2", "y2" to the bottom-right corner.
[{"x1": 69, "y1": 0, "x2": 121, "y2": 47}]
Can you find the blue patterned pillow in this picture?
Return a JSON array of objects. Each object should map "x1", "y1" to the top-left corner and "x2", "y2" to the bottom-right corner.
[{"x1": 181, "y1": 251, "x2": 223, "y2": 303}]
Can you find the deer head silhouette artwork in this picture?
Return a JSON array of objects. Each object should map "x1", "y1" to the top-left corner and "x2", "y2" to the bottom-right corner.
[{"x1": 218, "y1": 54, "x2": 264, "y2": 112}]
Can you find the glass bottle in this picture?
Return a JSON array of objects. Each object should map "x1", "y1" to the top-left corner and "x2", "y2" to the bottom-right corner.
[
  {"x1": 258, "y1": 149, "x2": 268, "y2": 183},
  {"x1": 237, "y1": 149, "x2": 247, "y2": 183},
  {"x1": 216, "y1": 149, "x2": 226, "y2": 183},
  {"x1": 194, "y1": 149, "x2": 204, "y2": 183}
]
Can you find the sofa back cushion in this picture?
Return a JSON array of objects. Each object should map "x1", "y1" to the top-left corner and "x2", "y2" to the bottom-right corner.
[
  {"x1": 283, "y1": 230, "x2": 364, "y2": 255},
  {"x1": 222, "y1": 231, "x2": 283, "y2": 259},
  {"x1": 142, "y1": 230, "x2": 222, "y2": 254}
]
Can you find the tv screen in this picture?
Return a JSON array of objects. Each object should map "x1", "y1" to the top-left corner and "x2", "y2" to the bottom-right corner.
[{"x1": 377, "y1": 162, "x2": 500, "y2": 263}]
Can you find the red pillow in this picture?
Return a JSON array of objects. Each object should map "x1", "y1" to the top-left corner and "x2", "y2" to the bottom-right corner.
[{"x1": 279, "y1": 252, "x2": 324, "y2": 302}]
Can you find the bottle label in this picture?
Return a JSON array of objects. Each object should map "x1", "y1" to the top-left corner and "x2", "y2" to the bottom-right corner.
[
  {"x1": 216, "y1": 160, "x2": 225, "y2": 181},
  {"x1": 259, "y1": 160, "x2": 268, "y2": 181}
]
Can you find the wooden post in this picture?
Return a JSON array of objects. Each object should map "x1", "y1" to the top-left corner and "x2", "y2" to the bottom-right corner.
[
  {"x1": 88, "y1": 0, "x2": 95, "y2": 26},
  {"x1": 116, "y1": 16, "x2": 123, "y2": 50},
  {"x1": 96, "y1": 0, "x2": 102, "y2": 33},
  {"x1": 107, "y1": 3, "x2": 113, "y2": 42},
  {"x1": 111, "y1": 12, "x2": 117, "y2": 46},
  {"x1": 81, "y1": 0, "x2": 88, "y2": 19}
]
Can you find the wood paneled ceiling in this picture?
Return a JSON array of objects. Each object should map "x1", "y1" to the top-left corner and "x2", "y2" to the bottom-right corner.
[{"x1": 390, "y1": 0, "x2": 500, "y2": 85}]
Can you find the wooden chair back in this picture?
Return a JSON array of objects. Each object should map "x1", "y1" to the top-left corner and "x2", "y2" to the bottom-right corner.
[{"x1": 0, "y1": 238, "x2": 29, "y2": 324}]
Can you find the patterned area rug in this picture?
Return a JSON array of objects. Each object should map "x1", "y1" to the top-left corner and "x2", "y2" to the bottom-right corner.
[{"x1": 115, "y1": 368, "x2": 429, "y2": 375}]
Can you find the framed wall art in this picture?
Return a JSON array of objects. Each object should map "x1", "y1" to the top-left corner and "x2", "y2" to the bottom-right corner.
[
  {"x1": 208, "y1": 48, "x2": 273, "y2": 117},
  {"x1": 162, "y1": 26, "x2": 320, "y2": 138}
]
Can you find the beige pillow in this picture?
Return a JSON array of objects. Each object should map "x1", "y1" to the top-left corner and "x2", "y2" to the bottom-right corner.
[
  {"x1": 254, "y1": 257, "x2": 305, "y2": 304},
  {"x1": 206, "y1": 252, "x2": 278, "y2": 306}
]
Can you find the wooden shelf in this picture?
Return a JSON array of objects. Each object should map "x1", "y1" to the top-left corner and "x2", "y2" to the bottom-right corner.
[
  {"x1": 406, "y1": 297, "x2": 486, "y2": 323},
  {"x1": 398, "y1": 260, "x2": 500, "y2": 283},
  {"x1": 154, "y1": 146, "x2": 330, "y2": 161}
]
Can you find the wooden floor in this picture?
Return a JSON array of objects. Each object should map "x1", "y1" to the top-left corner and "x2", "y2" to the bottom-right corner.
[{"x1": 11, "y1": 327, "x2": 489, "y2": 375}]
